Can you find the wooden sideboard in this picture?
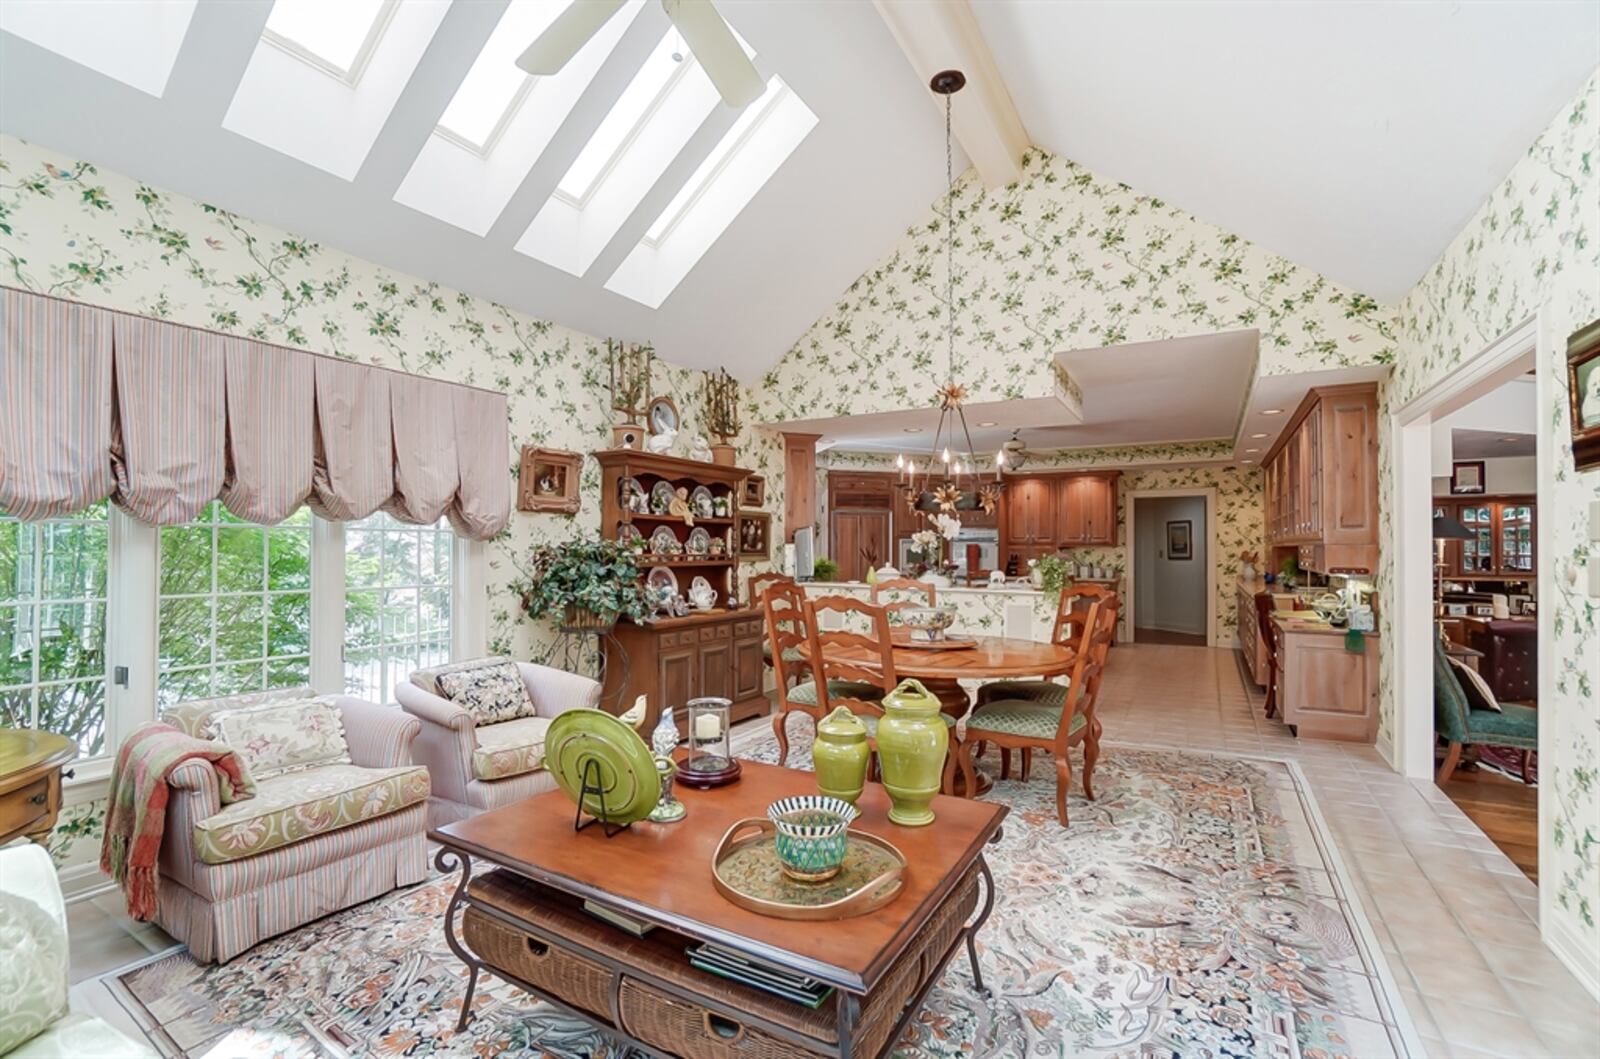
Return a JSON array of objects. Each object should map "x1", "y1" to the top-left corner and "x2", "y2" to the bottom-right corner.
[
  {"x1": 601, "y1": 609, "x2": 768, "y2": 734},
  {"x1": 1263, "y1": 384, "x2": 1379, "y2": 575}
]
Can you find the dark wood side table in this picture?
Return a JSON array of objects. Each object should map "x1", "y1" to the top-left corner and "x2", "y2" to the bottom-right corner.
[{"x1": 0, "y1": 729, "x2": 77, "y2": 846}]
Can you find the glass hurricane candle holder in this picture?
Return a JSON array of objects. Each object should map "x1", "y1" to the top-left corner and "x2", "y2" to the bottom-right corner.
[{"x1": 677, "y1": 696, "x2": 741, "y2": 788}]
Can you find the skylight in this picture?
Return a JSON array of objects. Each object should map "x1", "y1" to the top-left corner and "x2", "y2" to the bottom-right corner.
[
  {"x1": 0, "y1": 0, "x2": 198, "y2": 97},
  {"x1": 262, "y1": 0, "x2": 394, "y2": 84},
  {"x1": 434, "y1": 0, "x2": 571, "y2": 154},
  {"x1": 606, "y1": 76, "x2": 816, "y2": 308}
]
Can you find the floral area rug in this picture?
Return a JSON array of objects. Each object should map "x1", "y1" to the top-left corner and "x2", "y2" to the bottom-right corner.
[{"x1": 108, "y1": 726, "x2": 1418, "y2": 1058}]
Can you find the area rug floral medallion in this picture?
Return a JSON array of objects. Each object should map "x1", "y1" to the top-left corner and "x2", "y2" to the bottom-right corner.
[{"x1": 107, "y1": 729, "x2": 1418, "y2": 1059}]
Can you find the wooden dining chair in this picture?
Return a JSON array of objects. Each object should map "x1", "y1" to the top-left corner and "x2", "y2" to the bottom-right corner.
[
  {"x1": 748, "y1": 571, "x2": 794, "y2": 607},
  {"x1": 1254, "y1": 592, "x2": 1281, "y2": 719},
  {"x1": 750, "y1": 572, "x2": 802, "y2": 683},
  {"x1": 763, "y1": 581, "x2": 832, "y2": 765},
  {"x1": 976, "y1": 584, "x2": 1118, "y2": 708},
  {"x1": 958, "y1": 598, "x2": 1116, "y2": 825},
  {"x1": 805, "y1": 595, "x2": 961, "y2": 790},
  {"x1": 869, "y1": 577, "x2": 937, "y2": 616}
]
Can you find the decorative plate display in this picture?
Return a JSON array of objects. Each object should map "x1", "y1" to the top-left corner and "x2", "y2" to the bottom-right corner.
[
  {"x1": 619, "y1": 476, "x2": 647, "y2": 513},
  {"x1": 690, "y1": 485, "x2": 715, "y2": 519},
  {"x1": 686, "y1": 526, "x2": 712, "y2": 556},
  {"x1": 649, "y1": 480, "x2": 675, "y2": 514},
  {"x1": 648, "y1": 525, "x2": 680, "y2": 556},
  {"x1": 647, "y1": 566, "x2": 680, "y2": 595},
  {"x1": 617, "y1": 523, "x2": 643, "y2": 547},
  {"x1": 544, "y1": 709, "x2": 660, "y2": 826}
]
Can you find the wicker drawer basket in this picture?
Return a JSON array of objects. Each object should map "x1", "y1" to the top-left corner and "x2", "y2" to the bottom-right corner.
[{"x1": 462, "y1": 906, "x2": 615, "y2": 1019}]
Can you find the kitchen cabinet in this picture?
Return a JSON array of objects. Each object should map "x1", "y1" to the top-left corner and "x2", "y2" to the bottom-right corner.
[
  {"x1": 1236, "y1": 577, "x2": 1269, "y2": 687},
  {"x1": 1057, "y1": 474, "x2": 1117, "y2": 545},
  {"x1": 1274, "y1": 615, "x2": 1380, "y2": 742},
  {"x1": 604, "y1": 612, "x2": 770, "y2": 734},
  {"x1": 829, "y1": 509, "x2": 890, "y2": 582},
  {"x1": 1002, "y1": 477, "x2": 1056, "y2": 566},
  {"x1": 1263, "y1": 384, "x2": 1378, "y2": 574}
]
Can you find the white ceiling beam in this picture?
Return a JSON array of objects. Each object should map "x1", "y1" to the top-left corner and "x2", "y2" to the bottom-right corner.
[{"x1": 871, "y1": 0, "x2": 1029, "y2": 188}]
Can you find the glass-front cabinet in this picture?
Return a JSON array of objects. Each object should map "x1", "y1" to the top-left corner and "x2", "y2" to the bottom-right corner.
[{"x1": 1442, "y1": 497, "x2": 1535, "y2": 578}]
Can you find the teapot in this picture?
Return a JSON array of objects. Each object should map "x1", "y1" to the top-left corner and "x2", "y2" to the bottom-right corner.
[{"x1": 688, "y1": 576, "x2": 717, "y2": 611}]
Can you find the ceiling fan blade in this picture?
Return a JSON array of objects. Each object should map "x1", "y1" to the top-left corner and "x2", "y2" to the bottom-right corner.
[
  {"x1": 515, "y1": 0, "x2": 628, "y2": 75},
  {"x1": 661, "y1": 0, "x2": 765, "y2": 108}
]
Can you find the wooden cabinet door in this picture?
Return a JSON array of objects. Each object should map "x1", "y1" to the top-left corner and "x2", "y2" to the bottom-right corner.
[
  {"x1": 698, "y1": 638, "x2": 733, "y2": 702},
  {"x1": 830, "y1": 510, "x2": 890, "y2": 581},
  {"x1": 1320, "y1": 391, "x2": 1377, "y2": 544},
  {"x1": 1495, "y1": 502, "x2": 1534, "y2": 575},
  {"x1": 1055, "y1": 477, "x2": 1085, "y2": 544},
  {"x1": 1008, "y1": 478, "x2": 1055, "y2": 544},
  {"x1": 1080, "y1": 477, "x2": 1116, "y2": 544},
  {"x1": 1456, "y1": 502, "x2": 1495, "y2": 575},
  {"x1": 659, "y1": 643, "x2": 696, "y2": 709},
  {"x1": 732, "y1": 631, "x2": 765, "y2": 702}
]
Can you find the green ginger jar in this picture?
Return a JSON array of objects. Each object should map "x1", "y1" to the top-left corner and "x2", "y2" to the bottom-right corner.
[
  {"x1": 876, "y1": 678, "x2": 949, "y2": 827},
  {"x1": 812, "y1": 706, "x2": 870, "y2": 804}
]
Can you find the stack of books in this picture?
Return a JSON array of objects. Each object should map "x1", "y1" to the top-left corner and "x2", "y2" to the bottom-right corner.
[
  {"x1": 687, "y1": 943, "x2": 834, "y2": 1009},
  {"x1": 581, "y1": 900, "x2": 654, "y2": 937}
]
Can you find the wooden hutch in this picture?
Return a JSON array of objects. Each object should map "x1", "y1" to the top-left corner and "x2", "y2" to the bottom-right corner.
[{"x1": 594, "y1": 449, "x2": 769, "y2": 733}]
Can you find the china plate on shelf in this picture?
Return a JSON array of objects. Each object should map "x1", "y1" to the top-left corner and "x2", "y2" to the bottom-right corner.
[
  {"x1": 690, "y1": 485, "x2": 715, "y2": 519},
  {"x1": 686, "y1": 526, "x2": 712, "y2": 556},
  {"x1": 619, "y1": 476, "x2": 646, "y2": 512},
  {"x1": 649, "y1": 480, "x2": 675, "y2": 514},
  {"x1": 647, "y1": 566, "x2": 680, "y2": 595},
  {"x1": 648, "y1": 525, "x2": 680, "y2": 557},
  {"x1": 617, "y1": 523, "x2": 643, "y2": 547}
]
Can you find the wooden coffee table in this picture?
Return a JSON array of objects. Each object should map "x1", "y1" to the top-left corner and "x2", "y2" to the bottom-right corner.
[{"x1": 431, "y1": 757, "x2": 1006, "y2": 1057}]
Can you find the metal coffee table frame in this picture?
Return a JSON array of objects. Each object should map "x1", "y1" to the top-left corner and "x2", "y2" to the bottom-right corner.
[{"x1": 434, "y1": 839, "x2": 998, "y2": 1058}]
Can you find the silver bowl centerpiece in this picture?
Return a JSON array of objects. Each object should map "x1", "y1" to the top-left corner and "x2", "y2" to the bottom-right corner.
[{"x1": 898, "y1": 604, "x2": 958, "y2": 642}]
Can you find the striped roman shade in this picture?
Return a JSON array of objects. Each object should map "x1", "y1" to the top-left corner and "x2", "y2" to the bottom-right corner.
[
  {"x1": 0, "y1": 288, "x2": 114, "y2": 519},
  {"x1": 310, "y1": 356, "x2": 393, "y2": 521},
  {"x1": 384, "y1": 372, "x2": 460, "y2": 526},
  {"x1": 0, "y1": 287, "x2": 510, "y2": 540},
  {"x1": 110, "y1": 314, "x2": 226, "y2": 524},
  {"x1": 448, "y1": 385, "x2": 511, "y2": 540}
]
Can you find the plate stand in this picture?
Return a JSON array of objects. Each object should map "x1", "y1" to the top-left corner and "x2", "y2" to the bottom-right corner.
[{"x1": 573, "y1": 757, "x2": 632, "y2": 838}]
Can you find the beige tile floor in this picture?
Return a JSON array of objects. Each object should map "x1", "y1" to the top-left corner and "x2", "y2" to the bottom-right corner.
[{"x1": 64, "y1": 643, "x2": 1600, "y2": 1057}]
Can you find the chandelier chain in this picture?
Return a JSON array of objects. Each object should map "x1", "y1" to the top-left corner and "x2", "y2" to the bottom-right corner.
[{"x1": 945, "y1": 90, "x2": 954, "y2": 384}]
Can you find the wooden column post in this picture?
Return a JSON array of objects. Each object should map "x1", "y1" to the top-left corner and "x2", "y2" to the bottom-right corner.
[{"x1": 782, "y1": 433, "x2": 821, "y2": 543}]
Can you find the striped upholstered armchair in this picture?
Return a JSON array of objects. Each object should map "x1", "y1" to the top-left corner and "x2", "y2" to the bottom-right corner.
[{"x1": 155, "y1": 687, "x2": 429, "y2": 962}]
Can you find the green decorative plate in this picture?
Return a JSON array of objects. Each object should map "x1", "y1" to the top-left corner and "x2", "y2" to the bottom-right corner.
[{"x1": 545, "y1": 709, "x2": 661, "y2": 826}]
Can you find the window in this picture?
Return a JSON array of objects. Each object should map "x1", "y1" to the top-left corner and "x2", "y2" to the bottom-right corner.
[
  {"x1": 0, "y1": 506, "x2": 109, "y2": 756},
  {"x1": 343, "y1": 511, "x2": 452, "y2": 702},
  {"x1": 261, "y1": 0, "x2": 396, "y2": 84},
  {"x1": 157, "y1": 503, "x2": 311, "y2": 705}
]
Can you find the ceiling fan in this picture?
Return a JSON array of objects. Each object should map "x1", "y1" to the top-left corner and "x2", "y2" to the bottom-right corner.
[
  {"x1": 1000, "y1": 430, "x2": 1036, "y2": 472},
  {"x1": 516, "y1": 0, "x2": 765, "y2": 108}
]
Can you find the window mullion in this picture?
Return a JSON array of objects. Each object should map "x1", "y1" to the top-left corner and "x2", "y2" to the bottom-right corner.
[
  {"x1": 107, "y1": 507, "x2": 158, "y2": 759},
  {"x1": 310, "y1": 515, "x2": 344, "y2": 696}
]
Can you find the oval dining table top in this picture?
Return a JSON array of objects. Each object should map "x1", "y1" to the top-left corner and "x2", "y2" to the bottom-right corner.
[{"x1": 803, "y1": 634, "x2": 1077, "y2": 681}]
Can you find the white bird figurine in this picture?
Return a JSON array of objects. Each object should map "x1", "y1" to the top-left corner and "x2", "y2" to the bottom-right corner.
[{"x1": 619, "y1": 694, "x2": 648, "y2": 730}]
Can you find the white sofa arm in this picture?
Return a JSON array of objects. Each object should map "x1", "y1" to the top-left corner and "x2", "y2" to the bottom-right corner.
[
  {"x1": 396, "y1": 680, "x2": 476, "y2": 808},
  {"x1": 157, "y1": 759, "x2": 222, "y2": 892},
  {"x1": 0, "y1": 843, "x2": 67, "y2": 934},
  {"x1": 517, "y1": 662, "x2": 602, "y2": 718},
  {"x1": 332, "y1": 695, "x2": 422, "y2": 769}
]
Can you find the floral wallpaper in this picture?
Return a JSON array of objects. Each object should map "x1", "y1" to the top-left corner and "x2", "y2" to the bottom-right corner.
[
  {"x1": 1381, "y1": 70, "x2": 1600, "y2": 960},
  {"x1": 817, "y1": 446, "x2": 1262, "y2": 642},
  {"x1": 755, "y1": 146, "x2": 1396, "y2": 424},
  {"x1": 0, "y1": 133, "x2": 786, "y2": 671}
]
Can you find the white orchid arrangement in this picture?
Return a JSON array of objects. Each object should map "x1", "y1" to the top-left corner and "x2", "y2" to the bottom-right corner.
[
  {"x1": 930, "y1": 513, "x2": 963, "y2": 540},
  {"x1": 911, "y1": 529, "x2": 940, "y2": 553}
]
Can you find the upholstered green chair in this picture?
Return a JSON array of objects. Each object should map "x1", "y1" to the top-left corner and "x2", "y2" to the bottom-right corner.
[
  {"x1": 975, "y1": 584, "x2": 1118, "y2": 708},
  {"x1": 1434, "y1": 636, "x2": 1537, "y2": 783}
]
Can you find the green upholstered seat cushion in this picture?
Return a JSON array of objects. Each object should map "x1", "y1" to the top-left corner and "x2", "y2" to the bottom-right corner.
[
  {"x1": 761, "y1": 644, "x2": 805, "y2": 664},
  {"x1": 967, "y1": 701, "x2": 1087, "y2": 741},
  {"x1": 979, "y1": 680, "x2": 1066, "y2": 707},
  {"x1": 787, "y1": 680, "x2": 885, "y2": 708},
  {"x1": 1460, "y1": 702, "x2": 1539, "y2": 748}
]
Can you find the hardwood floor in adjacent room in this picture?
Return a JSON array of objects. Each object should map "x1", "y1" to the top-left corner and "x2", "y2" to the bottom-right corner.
[
  {"x1": 1439, "y1": 765, "x2": 1539, "y2": 882},
  {"x1": 1133, "y1": 626, "x2": 1208, "y2": 646}
]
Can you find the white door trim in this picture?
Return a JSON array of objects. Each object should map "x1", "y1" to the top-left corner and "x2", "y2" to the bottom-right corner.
[
  {"x1": 1124, "y1": 487, "x2": 1218, "y2": 646},
  {"x1": 1387, "y1": 314, "x2": 1538, "y2": 783}
]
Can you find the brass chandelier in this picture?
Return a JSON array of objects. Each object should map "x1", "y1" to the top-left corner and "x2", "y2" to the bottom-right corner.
[{"x1": 896, "y1": 69, "x2": 1005, "y2": 518}]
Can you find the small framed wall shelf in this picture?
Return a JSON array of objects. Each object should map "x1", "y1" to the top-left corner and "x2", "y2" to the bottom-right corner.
[
  {"x1": 742, "y1": 474, "x2": 766, "y2": 508},
  {"x1": 738, "y1": 511, "x2": 772, "y2": 559},
  {"x1": 518, "y1": 447, "x2": 582, "y2": 514}
]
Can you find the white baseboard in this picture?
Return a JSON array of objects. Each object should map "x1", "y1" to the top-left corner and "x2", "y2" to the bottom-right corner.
[
  {"x1": 1546, "y1": 913, "x2": 1600, "y2": 1002},
  {"x1": 1374, "y1": 730, "x2": 1396, "y2": 771},
  {"x1": 60, "y1": 862, "x2": 116, "y2": 904}
]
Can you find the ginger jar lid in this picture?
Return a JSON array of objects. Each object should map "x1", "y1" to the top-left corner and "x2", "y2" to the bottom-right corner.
[
  {"x1": 816, "y1": 705, "x2": 868, "y2": 743},
  {"x1": 882, "y1": 677, "x2": 941, "y2": 714}
]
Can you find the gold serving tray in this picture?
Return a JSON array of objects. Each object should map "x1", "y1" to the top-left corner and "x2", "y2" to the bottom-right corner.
[{"x1": 710, "y1": 818, "x2": 905, "y2": 921}]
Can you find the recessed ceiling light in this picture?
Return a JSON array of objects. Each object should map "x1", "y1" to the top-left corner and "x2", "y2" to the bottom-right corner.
[
  {"x1": 1249, "y1": 433, "x2": 1268, "y2": 439},
  {"x1": 903, "y1": 427, "x2": 923, "y2": 434},
  {"x1": 1261, "y1": 408, "x2": 1283, "y2": 416},
  {"x1": 1240, "y1": 459, "x2": 1254, "y2": 464},
  {"x1": 977, "y1": 421, "x2": 997, "y2": 427},
  {"x1": 1244, "y1": 448, "x2": 1259, "y2": 453},
  {"x1": 1500, "y1": 436, "x2": 1520, "y2": 443}
]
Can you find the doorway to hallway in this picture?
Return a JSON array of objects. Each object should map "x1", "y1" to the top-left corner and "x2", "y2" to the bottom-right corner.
[{"x1": 1129, "y1": 493, "x2": 1212, "y2": 646}]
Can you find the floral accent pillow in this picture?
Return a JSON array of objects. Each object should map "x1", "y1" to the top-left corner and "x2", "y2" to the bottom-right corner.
[
  {"x1": 436, "y1": 661, "x2": 535, "y2": 725},
  {"x1": 0, "y1": 892, "x2": 69, "y2": 1053},
  {"x1": 208, "y1": 699, "x2": 352, "y2": 779}
]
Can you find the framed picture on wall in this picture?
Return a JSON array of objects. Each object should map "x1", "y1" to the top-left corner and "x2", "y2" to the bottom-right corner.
[
  {"x1": 1166, "y1": 520, "x2": 1193, "y2": 560},
  {"x1": 738, "y1": 511, "x2": 771, "y2": 558},
  {"x1": 1450, "y1": 460, "x2": 1486, "y2": 494},
  {"x1": 741, "y1": 474, "x2": 765, "y2": 508},
  {"x1": 1568, "y1": 317, "x2": 1600, "y2": 472}
]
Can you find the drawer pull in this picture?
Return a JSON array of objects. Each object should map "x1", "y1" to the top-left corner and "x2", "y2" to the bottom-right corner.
[
  {"x1": 703, "y1": 1012, "x2": 746, "y2": 1042},
  {"x1": 526, "y1": 937, "x2": 549, "y2": 958},
  {"x1": 27, "y1": 792, "x2": 47, "y2": 806}
]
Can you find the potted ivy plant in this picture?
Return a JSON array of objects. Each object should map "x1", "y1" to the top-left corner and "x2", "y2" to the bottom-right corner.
[
  {"x1": 519, "y1": 535, "x2": 651, "y2": 632},
  {"x1": 1032, "y1": 553, "x2": 1073, "y2": 599}
]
